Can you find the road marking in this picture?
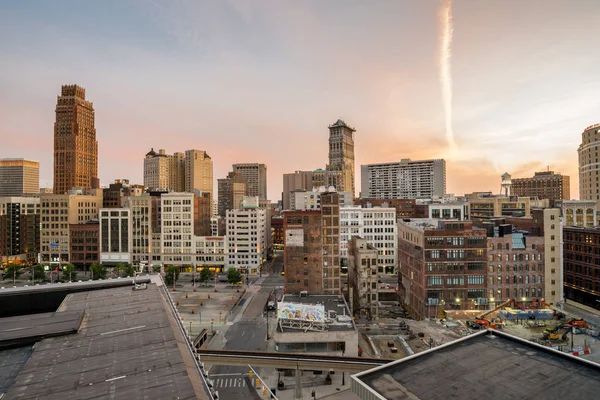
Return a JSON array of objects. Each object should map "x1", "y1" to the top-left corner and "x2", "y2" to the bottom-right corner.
[
  {"x1": 211, "y1": 373, "x2": 243, "y2": 377},
  {"x1": 100, "y1": 326, "x2": 146, "y2": 335},
  {"x1": 105, "y1": 375, "x2": 127, "y2": 382}
]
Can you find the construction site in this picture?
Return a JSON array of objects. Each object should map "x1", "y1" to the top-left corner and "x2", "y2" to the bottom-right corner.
[{"x1": 357, "y1": 298, "x2": 600, "y2": 365}]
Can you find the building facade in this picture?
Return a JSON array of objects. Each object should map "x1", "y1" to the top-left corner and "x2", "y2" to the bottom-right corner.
[
  {"x1": 558, "y1": 200, "x2": 597, "y2": 228},
  {"x1": 339, "y1": 206, "x2": 397, "y2": 275},
  {"x1": 160, "y1": 193, "x2": 194, "y2": 268},
  {"x1": 578, "y1": 123, "x2": 600, "y2": 200},
  {"x1": 326, "y1": 119, "x2": 355, "y2": 195},
  {"x1": 361, "y1": 159, "x2": 446, "y2": 199},
  {"x1": 226, "y1": 207, "x2": 267, "y2": 274},
  {"x1": 69, "y1": 221, "x2": 99, "y2": 269},
  {"x1": 468, "y1": 195, "x2": 531, "y2": 219},
  {"x1": 194, "y1": 236, "x2": 227, "y2": 273},
  {"x1": 184, "y1": 150, "x2": 213, "y2": 199},
  {"x1": 0, "y1": 196, "x2": 40, "y2": 264},
  {"x1": 0, "y1": 159, "x2": 39, "y2": 197},
  {"x1": 53, "y1": 85, "x2": 98, "y2": 195},
  {"x1": 290, "y1": 188, "x2": 353, "y2": 211},
  {"x1": 232, "y1": 163, "x2": 267, "y2": 200},
  {"x1": 531, "y1": 208, "x2": 563, "y2": 305},
  {"x1": 143, "y1": 148, "x2": 185, "y2": 191},
  {"x1": 321, "y1": 192, "x2": 341, "y2": 294},
  {"x1": 282, "y1": 170, "x2": 314, "y2": 210},
  {"x1": 347, "y1": 237, "x2": 380, "y2": 318},
  {"x1": 217, "y1": 171, "x2": 247, "y2": 217},
  {"x1": 99, "y1": 209, "x2": 132, "y2": 265},
  {"x1": 398, "y1": 219, "x2": 488, "y2": 320},
  {"x1": 511, "y1": 171, "x2": 570, "y2": 201},
  {"x1": 563, "y1": 226, "x2": 600, "y2": 309}
]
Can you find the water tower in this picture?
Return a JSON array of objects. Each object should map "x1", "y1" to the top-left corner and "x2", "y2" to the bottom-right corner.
[{"x1": 501, "y1": 172, "x2": 512, "y2": 196}]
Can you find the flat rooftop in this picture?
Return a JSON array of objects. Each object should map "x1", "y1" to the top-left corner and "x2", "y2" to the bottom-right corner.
[
  {"x1": 353, "y1": 330, "x2": 600, "y2": 400},
  {"x1": 0, "y1": 310, "x2": 84, "y2": 349},
  {"x1": 5, "y1": 284, "x2": 209, "y2": 400},
  {"x1": 279, "y1": 294, "x2": 355, "y2": 332}
]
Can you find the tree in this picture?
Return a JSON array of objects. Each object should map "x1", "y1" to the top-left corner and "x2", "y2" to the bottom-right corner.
[
  {"x1": 199, "y1": 267, "x2": 214, "y2": 283},
  {"x1": 62, "y1": 263, "x2": 77, "y2": 282},
  {"x1": 33, "y1": 265, "x2": 47, "y2": 282},
  {"x1": 117, "y1": 263, "x2": 135, "y2": 278},
  {"x1": 90, "y1": 263, "x2": 107, "y2": 280},
  {"x1": 164, "y1": 265, "x2": 180, "y2": 286},
  {"x1": 227, "y1": 268, "x2": 242, "y2": 284},
  {"x1": 3, "y1": 264, "x2": 22, "y2": 280}
]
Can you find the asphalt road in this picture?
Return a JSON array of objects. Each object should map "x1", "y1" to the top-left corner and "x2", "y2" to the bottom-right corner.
[
  {"x1": 563, "y1": 302, "x2": 600, "y2": 328},
  {"x1": 209, "y1": 287, "x2": 271, "y2": 399}
]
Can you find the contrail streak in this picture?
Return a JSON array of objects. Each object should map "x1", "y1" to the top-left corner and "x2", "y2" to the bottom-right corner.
[{"x1": 439, "y1": 0, "x2": 456, "y2": 149}]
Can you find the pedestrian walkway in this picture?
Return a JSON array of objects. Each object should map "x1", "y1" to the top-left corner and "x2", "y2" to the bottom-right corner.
[{"x1": 212, "y1": 375, "x2": 247, "y2": 389}]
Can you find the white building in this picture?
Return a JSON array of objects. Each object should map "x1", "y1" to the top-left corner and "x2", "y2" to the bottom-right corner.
[
  {"x1": 340, "y1": 206, "x2": 397, "y2": 275},
  {"x1": 559, "y1": 199, "x2": 597, "y2": 227},
  {"x1": 226, "y1": 206, "x2": 267, "y2": 274},
  {"x1": 124, "y1": 195, "x2": 153, "y2": 265},
  {"x1": 194, "y1": 236, "x2": 227, "y2": 272},
  {"x1": 427, "y1": 202, "x2": 467, "y2": 220},
  {"x1": 361, "y1": 158, "x2": 446, "y2": 199},
  {"x1": 99, "y1": 208, "x2": 132, "y2": 264},
  {"x1": 160, "y1": 192, "x2": 194, "y2": 267},
  {"x1": 290, "y1": 187, "x2": 353, "y2": 211}
]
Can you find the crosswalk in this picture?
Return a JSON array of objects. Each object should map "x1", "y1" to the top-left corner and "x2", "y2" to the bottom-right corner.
[{"x1": 213, "y1": 377, "x2": 247, "y2": 388}]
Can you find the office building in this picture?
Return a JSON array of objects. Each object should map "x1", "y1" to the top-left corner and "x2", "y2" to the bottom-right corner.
[
  {"x1": 53, "y1": 85, "x2": 98, "y2": 195},
  {"x1": 361, "y1": 159, "x2": 445, "y2": 199},
  {"x1": 398, "y1": 219, "x2": 487, "y2": 320},
  {"x1": 193, "y1": 236, "x2": 227, "y2": 273},
  {"x1": 326, "y1": 119, "x2": 355, "y2": 195},
  {"x1": 226, "y1": 205, "x2": 267, "y2": 274},
  {"x1": 232, "y1": 163, "x2": 267, "y2": 200},
  {"x1": 511, "y1": 171, "x2": 570, "y2": 201},
  {"x1": 160, "y1": 193, "x2": 194, "y2": 268},
  {"x1": 102, "y1": 179, "x2": 144, "y2": 208},
  {"x1": 312, "y1": 169, "x2": 327, "y2": 189},
  {"x1": 564, "y1": 226, "x2": 600, "y2": 309},
  {"x1": 290, "y1": 188, "x2": 352, "y2": 211},
  {"x1": 282, "y1": 170, "x2": 314, "y2": 210},
  {"x1": 125, "y1": 195, "x2": 155, "y2": 266},
  {"x1": 578, "y1": 123, "x2": 600, "y2": 200},
  {"x1": 217, "y1": 171, "x2": 247, "y2": 217},
  {"x1": 354, "y1": 198, "x2": 417, "y2": 218},
  {"x1": 194, "y1": 192, "x2": 212, "y2": 237},
  {"x1": 347, "y1": 237, "x2": 380, "y2": 318},
  {"x1": 99, "y1": 208, "x2": 132, "y2": 265},
  {"x1": 184, "y1": 150, "x2": 213, "y2": 199},
  {"x1": 468, "y1": 194, "x2": 531, "y2": 219},
  {"x1": 340, "y1": 206, "x2": 397, "y2": 275},
  {"x1": 0, "y1": 159, "x2": 39, "y2": 197},
  {"x1": 69, "y1": 220, "x2": 99, "y2": 269},
  {"x1": 557, "y1": 199, "x2": 597, "y2": 228},
  {"x1": 40, "y1": 190, "x2": 102, "y2": 264},
  {"x1": 0, "y1": 196, "x2": 40, "y2": 264},
  {"x1": 143, "y1": 148, "x2": 185, "y2": 191}
]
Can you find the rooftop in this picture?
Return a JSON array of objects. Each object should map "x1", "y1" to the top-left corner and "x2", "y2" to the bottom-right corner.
[
  {"x1": 278, "y1": 294, "x2": 355, "y2": 332},
  {"x1": 352, "y1": 330, "x2": 600, "y2": 400},
  {"x1": 5, "y1": 284, "x2": 209, "y2": 400}
]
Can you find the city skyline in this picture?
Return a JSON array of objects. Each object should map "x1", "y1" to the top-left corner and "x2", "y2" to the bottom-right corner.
[{"x1": 2, "y1": 1, "x2": 600, "y2": 199}]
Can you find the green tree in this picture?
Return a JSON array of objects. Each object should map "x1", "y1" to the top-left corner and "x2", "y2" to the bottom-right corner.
[
  {"x1": 33, "y1": 265, "x2": 47, "y2": 282},
  {"x1": 90, "y1": 263, "x2": 107, "y2": 280},
  {"x1": 3, "y1": 264, "x2": 22, "y2": 281},
  {"x1": 164, "y1": 265, "x2": 180, "y2": 286},
  {"x1": 62, "y1": 263, "x2": 77, "y2": 282},
  {"x1": 227, "y1": 268, "x2": 242, "y2": 284},
  {"x1": 117, "y1": 263, "x2": 135, "y2": 278},
  {"x1": 199, "y1": 267, "x2": 214, "y2": 283}
]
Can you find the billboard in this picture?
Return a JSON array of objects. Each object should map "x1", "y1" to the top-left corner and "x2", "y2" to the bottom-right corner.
[{"x1": 277, "y1": 302, "x2": 326, "y2": 323}]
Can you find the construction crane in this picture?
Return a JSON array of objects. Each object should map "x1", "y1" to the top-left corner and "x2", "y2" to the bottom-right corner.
[{"x1": 469, "y1": 299, "x2": 523, "y2": 330}]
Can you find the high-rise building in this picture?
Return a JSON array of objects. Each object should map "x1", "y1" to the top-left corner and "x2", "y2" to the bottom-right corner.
[
  {"x1": 160, "y1": 193, "x2": 194, "y2": 268},
  {"x1": 320, "y1": 192, "x2": 341, "y2": 294},
  {"x1": 0, "y1": 159, "x2": 39, "y2": 197},
  {"x1": 194, "y1": 192, "x2": 212, "y2": 237},
  {"x1": 143, "y1": 148, "x2": 185, "y2": 191},
  {"x1": 99, "y1": 208, "x2": 132, "y2": 265},
  {"x1": 185, "y1": 150, "x2": 213, "y2": 199},
  {"x1": 282, "y1": 170, "x2": 314, "y2": 210},
  {"x1": 564, "y1": 226, "x2": 600, "y2": 309},
  {"x1": 511, "y1": 171, "x2": 570, "y2": 201},
  {"x1": 232, "y1": 163, "x2": 267, "y2": 200},
  {"x1": 398, "y1": 219, "x2": 488, "y2": 320},
  {"x1": 531, "y1": 208, "x2": 563, "y2": 305},
  {"x1": 217, "y1": 171, "x2": 247, "y2": 217},
  {"x1": 361, "y1": 159, "x2": 446, "y2": 199},
  {"x1": 53, "y1": 85, "x2": 98, "y2": 195},
  {"x1": 326, "y1": 119, "x2": 355, "y2": 195},
  {"x1": 226, "y1": 206, "x2": 267, "y2": 274},
  {"x1": 578, "y1": 123, "x2": 600, "y2": 200}
]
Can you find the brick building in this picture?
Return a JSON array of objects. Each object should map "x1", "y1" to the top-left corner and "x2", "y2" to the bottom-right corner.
[
  {"x1": 511, "y1": 171, "x2": 570, "y2": 201},
  {"x1": 271, "y1": 216, "x2": 284, "y2": 250},
  {"x1": 69, "y1": 221, "x2": 99, "y2": 270},
  {"x1": 398, "y1": 219, "x2": 488, "y2": 320},
  {"x1": 563, "y1": 226, "x2": 600, "y2": 309},
  {"x1": 354, "y1": 198, "x2": 417, "y2": 218}
]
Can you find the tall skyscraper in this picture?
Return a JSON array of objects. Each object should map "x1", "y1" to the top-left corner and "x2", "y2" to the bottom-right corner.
[
  {"x1": 232, "y1": 163, "x2": 267, "y2": 200},
  {"x1": 326, "y1": 119, "x2": 355, "y2": 195},
  {"x1": 361, "y1": 158, "x2": 446, "y2": 199},
  {"x1": 0, "y1": 159, "x2": 39, "y2": 196},
  {"x1": 578, "y1": 123, "x2": 600, "y2": 200},
  {"x1": 184, "y1": 150, "x2": 213, "y2": 199},
  {"x1": 53, "y1": 85, "x2": 98, "y2": 195}
]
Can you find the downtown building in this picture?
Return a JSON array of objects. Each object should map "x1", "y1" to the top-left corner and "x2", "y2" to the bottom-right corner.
[
  {"x1": 226, "y1": 199, "x2": 268, "y2": 274},
  {"x1": 347, "y1": 236, "x2": 381, "y2": 318},
  {"x1": 360, "y1": 158, "x2": 446, "y2": 199},
  {"x1": 578, "y1": 123, "x2": 600, "y2": 200},
  {"x1": 0, "y1": 159, "x2": 39, "y2": 197},
  {"x1": 0, "y1": 196, "x2": 40, "y2": 265},
  {"x1": 217, "y1": 171, "x2": 247, "y2": 217},
  {"x1": 563, "y1": 226, "x2": 600, "y2": 309},
  {"x1": 283, "y1": 192, "x2": 341, "y2": 295},
  {"x1": 53, "y1": 85, "x2": 98, "y2": 194},
  {"x1": 232, "y1": 163, "x2": 267, "y2": 200},
  {"x1": 289, "y1": 188, "x2": 353, "y2": 211},
  {"x1": 398, "y1": 219, "x2": 488, "y2": 320},
  {"x1": 511, "y1": 171, "x2": 570, "y2": 201},
  {"x1": 339, "y1": 206, "x2": 397, "y2": 275},
  {"x1": 326, "y1": 120, "x2": 356, "y2": 195},
  {"x1": 99, "y1": 208, "x2": 132, "y2": 265},
  {"x1": 468, "y1": 193, "x2": 531, "y2": 219}
]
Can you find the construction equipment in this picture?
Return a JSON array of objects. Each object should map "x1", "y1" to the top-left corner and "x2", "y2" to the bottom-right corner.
[
  {"x1": 566, "y1": 318, "x2": 589, "y2": 329},
  {"x1": 529, "y1": 299, "x2": 551, "y2": 309},
  {"x1": 477, "y1": 299, "x2": 522, "y2": 321}
]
